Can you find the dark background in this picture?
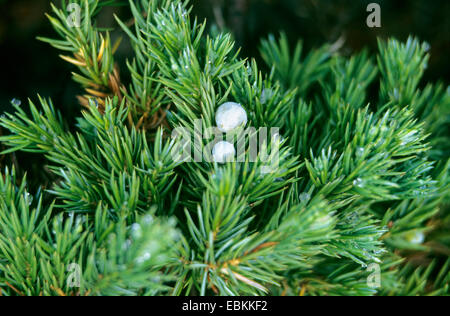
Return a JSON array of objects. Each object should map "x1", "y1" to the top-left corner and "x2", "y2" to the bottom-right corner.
[{"x1": 0, "y1": 0, "x2": 449, "y2": 114}]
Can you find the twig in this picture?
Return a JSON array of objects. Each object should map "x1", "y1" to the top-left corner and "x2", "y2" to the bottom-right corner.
[{"x1": 5, "y1": 281, "x2": 24, "y2": 296}]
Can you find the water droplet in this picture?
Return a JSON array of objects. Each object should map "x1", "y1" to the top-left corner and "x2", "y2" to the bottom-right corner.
[
  {"x1": 131, "y1": 223, "x2": 142, "y2": 239},
  {"x1": 215, "y1": 102, "x2": 248, "y2": 133},
  {"x1": 372, "y1": 249, "x2": 385, "y2": 255},
  {"x1": 316, "y1": 160, "x2": 324, "y2": 170},
  {"x1": 299, "y1": 192, "x2": 311, "y2": 202},
  {"x1": 135, "y1": 252, "x2": 151, "y2": 264},
  {"x1": 407, "y1": 231, "x2": 425, "y2": 245},
  {"x1": 392, "y1": 88, "x2": 400, "y2": 101},
  {"x1": 260, "y1": 88, "x2": 274, "y2": 104},
  {"x1": 353, "y1": 178, "x2": 364, "y2": 188},
  {"x1": 212, "y1": 141, "x2": 236, "y2": 163},
  {"x1": 11, "y1": 98, "x2": 21, "y2": 106},
  {"x1": 142, "y1": 215, "x2": 154, "y2": 225},
  {"x1": 356, "y1": 147, "x2": 365, "y2": 158},
  {"x1": 25, "y1": 192, "x2": 33, "y2": 205},
  {"x1": 412, "y1": 189, "x2": 426, "y2": 197}
]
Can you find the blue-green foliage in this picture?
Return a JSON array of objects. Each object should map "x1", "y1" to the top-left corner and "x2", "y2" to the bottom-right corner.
[{"x1": 0, "y1": 0, "x2": 448, "y2": 296}]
